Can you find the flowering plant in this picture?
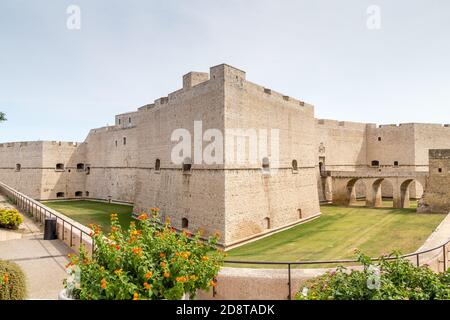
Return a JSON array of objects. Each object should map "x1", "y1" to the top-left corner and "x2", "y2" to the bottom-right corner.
[{"x1": 65, "y1": 209, "x2": 224, "y2": 300}]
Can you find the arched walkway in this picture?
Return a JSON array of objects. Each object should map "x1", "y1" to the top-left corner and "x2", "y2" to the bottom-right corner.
[{"x1": 367, "y1": 178, "x2": 395, "y2": 208}]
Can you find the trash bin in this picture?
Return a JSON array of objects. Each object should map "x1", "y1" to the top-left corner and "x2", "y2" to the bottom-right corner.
[{"x1": 44, "y1": 218, "x2": 57, "y2": 240}]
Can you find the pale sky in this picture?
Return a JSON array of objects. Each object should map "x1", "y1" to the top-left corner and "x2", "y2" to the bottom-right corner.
[{"x1": 1, "y1": 0, "x2": 449, "y2": 142}]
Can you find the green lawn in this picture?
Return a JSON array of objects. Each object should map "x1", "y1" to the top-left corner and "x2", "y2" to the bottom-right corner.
[
  {"x1": 227, "y1": 204, "x2": 446, "y2": 266},
  {"x1": 42, "y1": 200, "x2": 134, "y2": 232}
]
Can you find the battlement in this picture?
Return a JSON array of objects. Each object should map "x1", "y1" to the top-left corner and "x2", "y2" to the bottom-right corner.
[{"x1": 429, "y1": 149, "x2": 450, "y2": 159}]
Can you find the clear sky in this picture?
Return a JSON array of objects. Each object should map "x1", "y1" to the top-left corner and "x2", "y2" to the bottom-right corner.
[{"x1": 1, "y1": 0, "x2": 449, "y2": 142}]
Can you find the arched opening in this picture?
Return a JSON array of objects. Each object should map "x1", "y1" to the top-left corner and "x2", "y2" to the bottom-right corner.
[
  {"x1": 369, "y1": 178, "x2": 395, "y2": 208},
  {"x1": 56, "y1": 192, "x2": 65, "y2": 198},
  {"x1": 85, "y1": 191, "x2": 90, "y2": 197},
  {"x1": 15, "y1": 164, "x2": 21, "y2": 172},
  {"x1": 183, "y1": 157, "x2": 192, "y2": 174},
  {"x1": 263, "y1": 217, "x2": 271, "y2": 230},
  {"x1": 182, "y1": 218, "x2": 189, "y2": 229},
  {"x1": 262, "y1": 157, "x2": 270, "y2": 174},
  {"x1": 86, "y1": 166, "x2": 91, "y2": 175},
  {"x1": 399, "y1": 179, "x2": 424, "y2": 209},
  {"x1": 55, "y1": 163, "x2": 65, "y2": 171},
  {"x1": 155, "y1": 159, "x2": 161, "y2": 172},
  {"x1": 346, "y1": 178, "x2": 367, "y2": 206},
  {"x1": 292, "y1": 160, "x2": 298, "y2": 172},
  {"x1": 75, "y1": 191, "x2": 83, "y2": 197}
]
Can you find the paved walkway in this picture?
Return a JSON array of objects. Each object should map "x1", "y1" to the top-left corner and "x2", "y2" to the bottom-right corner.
[{"x1": 0, "y1": 194, "x2": 72, "y2": 300}]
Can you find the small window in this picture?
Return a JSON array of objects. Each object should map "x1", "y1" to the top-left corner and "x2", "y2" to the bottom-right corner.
[
  {"x1": 298, "y1": 209, "x2": 302, "y2": 219},
  {"x1": 123, "y1": 137, "x2": 127, "y2": 145},
  {"x1": 86, "y1": 167, "x2": 91, "y2": 175},
  {"x1": 115, "y1": 140, "x2": 118, "y2": 147},
  {"x1": 264, "y1": 217, "x2": 271, "y2": 230},
  {"x1": 75, "y1": 191, "x2": 83, "y2": 197},
  {"x1": 182, "y1": 218, "x2": 189, "y2": 229},
  {"x1": 56, "y1": 163, "x2": 65, "y2": 171},
  {"x1": 155, "y1": 159, "x2": 161, "y2": 172},
  {"x1": 56, "y1": 192, "x2": 65, "y2": 198},
  {"x1": 394, "y1": 161, "x2": 399, "y2": 167},
  {"x1": 118, "y1": 119, "x2": 121, "y2": 125},
  {"x1": 292, "y1": 160, "x2": 298, "y2": 172},
  {"x1": 15, "y1": 164, "x2": 21, "y2": 172},
  {"x1": 183, "y1": 158, "x2": 192, "y2": 173},
  {"x1": 378, "y1": 137, "x2": 382, "y2": 141},
  {"x1": 85, "y1": 191, "x2": 90, "y2": 197},
  {"x1": 438, "y1": 168, "x2": 443, "y2": 173},
  {"x1": 77, "y1": 163, "x2": 85, "y2": 171},
  {"x1": 371, "y1": 160, "x2": 380, "y2": 167},
  {"x1": 262, "y1": 157, "x2": 270, "y2": 174},
  {"x1": 129, "y1": 117, "x2": 132, "y2": 124}
]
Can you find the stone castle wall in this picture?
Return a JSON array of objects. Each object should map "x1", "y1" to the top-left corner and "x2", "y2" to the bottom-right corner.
[{"x1": 2, "y1": 64, "x2": 450, "y2": 246}]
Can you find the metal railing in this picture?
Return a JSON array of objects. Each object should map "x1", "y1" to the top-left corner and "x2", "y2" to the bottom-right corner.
[
  {"x1": 224, "y1": 238, "x2": 450, "y2": 300},
  {"x1": 0, "y1": 182, "x2": 94, "y2": 254},
  {"x1": 1, "y1": 181, "x2": 448, "y2": 300}
]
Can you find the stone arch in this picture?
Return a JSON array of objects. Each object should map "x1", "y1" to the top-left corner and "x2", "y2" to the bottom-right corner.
[
  {"x1": 345, "y1": 178, "x2": 367, "y2": 206},
  {"x1": 398, "y1": 179, "x2": 424, "y2": 209},
  {"x1": 367, "y1": 178, "x2": 394, "y2": 208}
]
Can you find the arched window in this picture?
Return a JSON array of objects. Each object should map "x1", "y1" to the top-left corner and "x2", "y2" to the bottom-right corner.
[
  {"x1": 292, "y1": 160, "x2": 298, "y2": 172},
  {"x1": 15, "y1": 164, "x2": 21, "y2": 172},
  {"x1": 262, "y1": 157, "x2": 270, "y2": 174},
  {"x1": 56, "y1": 192, "x2": 65, "y2": 198},
  {"x1": 371, "y1": 160, "x2": 380, "y2": 167},
  {"x1": 155, "y1": 159, "x2": 161, "y2": 172},
  {"x1": 86, "y1": 167, "x2": 91, "y2": 175},
  {"x1": 76, "y1": 163, "x2": 85, "y2": 171},
  {"x1": 75, "y1": 191, "x2": 83, "y2": 197},
  {"x1": 123, "y1": 137, "x2": 127, "y2": 145},
  {"x1": 182, "y1": 218, "x2": 189, "y2": 229},
  {"x1": 264, "y1": 217, "x2": 271, "y2": 230},
  {"x1": 56, "y1": 163, "x2": 65, "y2": 171},
  {"x1": 183, "y1": 157, "x2": 192, "y2": 173},
  {"x1": 85, "y1": 191, "x2": 90, "y2": 197}
]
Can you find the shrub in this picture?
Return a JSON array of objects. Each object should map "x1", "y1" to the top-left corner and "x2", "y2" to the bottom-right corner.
[
  {"x1": 296, "y1": 251, "x2": 450, "y2": 300},
  {"x1": 65, "y1": 209, "x2": 225, "y2": 300},
  {"x1": 0, "y1": 209, "x2": 23, "y2": 229},
  {"x1": 0, "y1": 260, "x2": 27, "y2": 300}
]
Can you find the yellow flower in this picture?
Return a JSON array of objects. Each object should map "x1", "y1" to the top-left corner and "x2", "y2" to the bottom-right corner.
[
  {"x1": 133, "y1": 292, "x2": 139, "y2": 300},
  {"x1": 114, "y1": 269, "x2": 123, "y2": 276},
  {"x1": 202, "y1": 256, "x2": 209, "y2": 262}
]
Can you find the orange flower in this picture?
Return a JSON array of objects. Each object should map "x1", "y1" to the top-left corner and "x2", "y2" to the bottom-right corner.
[
  {"x1": 101, "y1": 278, "x2": 107, "y2": 289},
  {"x1": 176, "y1": 276, "x2": 187, "y2": 283},
  {"x1": 160, "y1": 252, "x2": 166, "y2": 258},
  {"x1": 181, "y1": 252, "x2": 191, "y2": 259},
  {"x1": 132, "y1": 247, "x2": 143, "y2": 256},
  {"x1": 145, "y1": 272, "x2": 153, "y2": 279},
  {"x1": 202, "y1": 256, "x2": 209, "y2": 262},
  {"x1": 210, "y1": 280, "x2": 217, "y2": 287},
  {"x1": 65, "y1": 262, "x2": 74, "y2": 269},
  {"x1": 143, "y1": 282, "x2": 151, "y2": 290},
  {"x1": 161, "y1": 262, "x2": 167, "y2": 268},
  {"x1": 3, "y1": 274, "x2": 9, "y2": 284},
  {"x1": 163, "y1": 272, "x2": 170, "y2": 278},
  {"x1": 115, "y1": 245, "x2": 121, "y2": 251},
  {"x1": 137, "y1": 213, "x2": 148, "y2": 221},
  {"x1": 133, "y1": 292, "x2": 139, "y2": 300}
]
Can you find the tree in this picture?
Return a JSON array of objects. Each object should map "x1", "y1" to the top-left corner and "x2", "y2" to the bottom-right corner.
[{"x1": 0, "y1": 112, "x2": 6, "y2": 122}]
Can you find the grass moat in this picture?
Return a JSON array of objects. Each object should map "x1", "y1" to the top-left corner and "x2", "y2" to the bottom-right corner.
[
  {"x1": 226, "y1": 201, "x2": 446, "y2": 267},
  {"x1": 42, "y1": 200, "x2": 134, "y2": 232}
]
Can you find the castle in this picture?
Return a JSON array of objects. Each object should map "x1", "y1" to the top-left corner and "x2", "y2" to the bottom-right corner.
[{"x1": 1, "y1": 64, "x2": 450, "y2": 248}]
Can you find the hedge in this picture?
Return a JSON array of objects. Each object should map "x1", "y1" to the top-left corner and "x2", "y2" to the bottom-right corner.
[{"x1": 0, "y1": 260, "x2": 27, "y2": 300}]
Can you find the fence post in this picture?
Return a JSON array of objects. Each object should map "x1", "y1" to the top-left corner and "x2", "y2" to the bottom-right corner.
[
  {"x1": 288, "y1": 264, "x2": 292, "y2": 300},
  {"x1": 416, "y1": 254, "x2": 420, "y2": 267},
  {"x1": 444, "y1": 245, "x2": 447, "y2": 271}
]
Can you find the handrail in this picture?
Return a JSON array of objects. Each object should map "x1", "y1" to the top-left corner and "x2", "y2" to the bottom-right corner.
[
  {"x1": 0, "y1": 181, "x2": 448, "y2": 300},
  {"x1": 0, "y1": 181, "x2": 94, "y2": 254}
]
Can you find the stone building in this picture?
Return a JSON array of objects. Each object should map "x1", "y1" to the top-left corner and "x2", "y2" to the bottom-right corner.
[
  {"x1": 1, "y1": 64, "x2": 450, "y2": 247},
  {"x1": 418, "y1": 149, "x2": 450, "y2": 213}
]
